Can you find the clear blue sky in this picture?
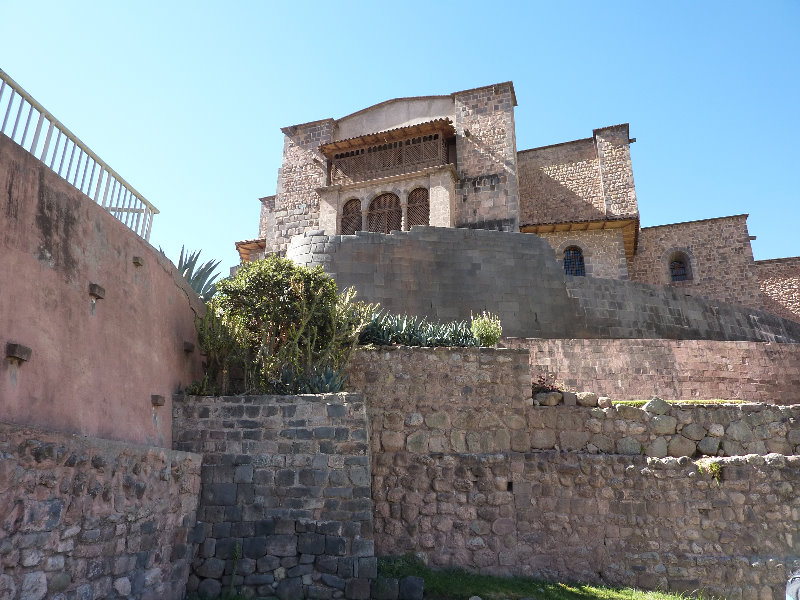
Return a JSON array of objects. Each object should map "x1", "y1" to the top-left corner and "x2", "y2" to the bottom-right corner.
[{"x1": 2, "y1": 1, "x2": 798, "y2": 274}]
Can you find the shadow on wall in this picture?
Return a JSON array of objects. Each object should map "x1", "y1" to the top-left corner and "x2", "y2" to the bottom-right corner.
[{"x1": 0, "y1": 133, "x2": 204, "y2": 447}]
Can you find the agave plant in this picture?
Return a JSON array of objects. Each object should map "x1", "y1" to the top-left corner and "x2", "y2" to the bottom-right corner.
[{"x1": 177, "y1": 246, "x2": 221, "y2": 302}]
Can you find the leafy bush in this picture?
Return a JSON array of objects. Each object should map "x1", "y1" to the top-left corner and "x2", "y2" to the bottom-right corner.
[
  {"x1": 470, "y1": 310, "x2": 502, "y2": 346},
  {"x1": 531, "y1": 373, "x2": 563, "y2": 395},
  {"x1": 359, "y1": 312, "x2": 478, "y2": 347},
  {"x1": 191, "y1": 256, "x2": 373, "y2": 395}
]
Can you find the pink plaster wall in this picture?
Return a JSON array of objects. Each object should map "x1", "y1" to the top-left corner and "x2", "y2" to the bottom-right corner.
[{"x1": 0, "y1": 134, "x2": 204, "y2": 447}]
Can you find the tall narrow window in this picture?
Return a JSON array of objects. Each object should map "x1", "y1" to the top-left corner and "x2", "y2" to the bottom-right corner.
[
  {"x1": 564, "y1": 246, "x2": 585, "y2": 276},
  {"x1": 406, "y1": 188, "x2": 430, "y2": 229},
  {"x1": 341, "y1": 199, "x2": 361, "y2": 235},
  {"x1": 367, "y1": 193, "x2": 402, "y2": 234}
]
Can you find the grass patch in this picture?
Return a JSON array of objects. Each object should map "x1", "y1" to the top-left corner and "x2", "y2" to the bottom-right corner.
[
  {"x1": 379, "y1": 554, "x2": 695, "y2": 599},
  {"x1": 612, "y1": 399, "x2": 749, "y2": 408}
]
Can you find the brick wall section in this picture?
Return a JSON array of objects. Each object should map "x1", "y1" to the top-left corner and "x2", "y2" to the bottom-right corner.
[
  {"x1": 538, "y1": 229, "x2": 628, "y2": 279},
  {"x1": 0, "y1": 421, "x2": 201, "y2": 600},
  {"x1": 594, "y1": 125, "x2": 638, "y2": 218},
  {"x1": 517, "y1": 139, "x2": 605, "y2": 225},
  {"x1": 266, "y1": 120, "x2": 334, "y2": 255},
  {"x1": 347, "y1": 347, "x2": 531, "y2": 455},
  {"x1": 287, "y1": 226, "x2": 800, "y2": 342},
  {"x1": 516, "y1": 125, "x2": 637, "y2": 227},
  {"x1": 452, "y1": 83, "x2": 520, "y2": 230},
  {"x1": 172, "y1": 394, "x2": 375, "y2": 600},
  {"x1": 504, "y1": 337, "x2": 800, "y2": 403},
  {"x1": 373, "y1": 451, "x2": 797, "y2": 598},
  {"x1": 628, "y1": 215, "x2": 764, "y2": 310},
  {"x1": 349, "y1": 346, "x2": 800, "y2": 457},
  {"x1": 756, "y1": 257, "x2": 800, "y2": 323}
]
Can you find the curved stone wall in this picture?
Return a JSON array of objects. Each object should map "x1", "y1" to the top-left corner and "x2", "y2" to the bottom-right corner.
[{"x1": 286, "y1": 226, "x2": 800, "y2": 342}]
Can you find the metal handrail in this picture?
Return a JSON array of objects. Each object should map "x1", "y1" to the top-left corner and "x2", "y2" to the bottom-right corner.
[{"x1": 0, "y1": 68, "x2": 158, "y2": 241}]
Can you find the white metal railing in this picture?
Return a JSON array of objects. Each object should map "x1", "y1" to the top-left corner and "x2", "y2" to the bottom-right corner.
[{"x1": 0, "y1": 68, "x2": 158, "y2": 241}]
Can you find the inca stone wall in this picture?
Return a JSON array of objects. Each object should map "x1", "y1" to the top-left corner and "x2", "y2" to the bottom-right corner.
[
  {"x1": 0, "y1": 421, "x2": 201, "y2": 600},
  {"x1": 372, "y1": 451, "x2": 798, "y2": 599},
  {"x1": 350, "y1": 346, "x2": 800, "y2": 598},
  {"x1": 537, "y1": 229, "x2": 628, "y2": 279},
  {"x1": 505, "y1": 337, "x2": 800, "y2": 403},
  {"x1": 756, "y1": 257, "x2": 800, "y2": 323},
  {"x1": 452, "y1": 83, "x2": 520, "y2": 230},
  {"x1": 265, "y1": 120, "x2": 335, "y2": 255},
  {"x1": 172, "y1": 394, "x2": 376, "y2": 600},
  {"x1": 628, "y1": 215, "x2": 765, "y2": 311},
  {"x1": 286, "y1": 226, "x2": 800, "y2": 342},
  {"x1": 349, "y1": 346, "x2": 800, "y2": 457}
]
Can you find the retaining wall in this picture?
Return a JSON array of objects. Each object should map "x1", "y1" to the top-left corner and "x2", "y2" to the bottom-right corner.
[
  {"x1": 504, "y1": 337, "x2": 800, "y2": 403},
  {"x1": 373, "y1": 451, "x2": 798, "y2": 599},
  {"x1": 0, "y1": 133, "x2": 204, "y2": 446},
  {"x1": 173, "y1": 394, "x2": 376, "y2": 600},
  {"x1": 0, "y1": 421, "x2": 201, "y2": 600},
  {"x1": 286, "y1": 226, "x2": 800, "y2": 342}
]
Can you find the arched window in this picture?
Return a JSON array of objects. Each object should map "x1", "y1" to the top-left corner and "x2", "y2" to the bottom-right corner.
[
  {"x1": 406, "y1": 188, "x2": 430, "y2": 229},
  {"x1": 563, "y1": 246, "x2": 585, "y2": 276},
  {"x1": 669, "y1": 252, "x2": 692, "y2": 282},
  {"x1": 367, "y1": 193, "x2": 402, "y2": 234},
  {"x1": 341, "y1": 199, "x2": 362, "y2": 235}
]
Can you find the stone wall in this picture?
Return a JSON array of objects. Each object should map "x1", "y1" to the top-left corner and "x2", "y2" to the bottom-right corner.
[
  {"x1": 350, "y1": 346, "x2": 800, "y2": 457},
  {"x1": 538, "y1": 229, "x2": 628, "y2": 279},
  {"x1": 286, "y1": 225, "x2": 800, "y2": 342},
  {"x1": 173, "y1": 394, "x2": 376, "y2": 600},
  {"x1": 372, "y1": 451, "x2": 798, "y2": 598},
  {"x1": 452, "y1": 83, "x2": 520, "y2": 231},
  {"x1": 756, "y1": 257, "x2": 800, "y2": 323},
  {"x1": 628, "y1": 215, "x2": 765, "y2": 312},
  {"x1": 516, "y1": 125, "x2": 637, "y2": 227},
  {"x1": 0, "y1": 133, "x2": 203, "y2": 447},
  {"x1": 347, "y1": 346, "x2": 531, "y2": 456},
  {"x1": 518, "y1": 139, "x2": 605, "y2": 226},
  {"x1": 505, "y1": 337, "x2": 800, "y2": 403},
  {"x1": 265, "y1": 120, "x2": 335, "y2": 254},
  {"x1": 0, "y1": 421, "x2": 201, "y2": 600}
]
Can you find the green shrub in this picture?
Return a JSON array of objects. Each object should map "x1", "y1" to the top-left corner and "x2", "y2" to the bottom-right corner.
[
  {"x1": 191, "y1": 256, "x2": 373, "y2": 395},
  {"x1": 359, "y1": 312, "x2": 478, "y2": 347},
  {"x1": 470, "y1": 310, "x2": 502, "y2": 346}
]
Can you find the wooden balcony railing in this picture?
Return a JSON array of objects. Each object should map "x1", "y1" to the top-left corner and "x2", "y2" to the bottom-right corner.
[{"x1": 331, "y1": 134, "x2": 447, "y2": 185}]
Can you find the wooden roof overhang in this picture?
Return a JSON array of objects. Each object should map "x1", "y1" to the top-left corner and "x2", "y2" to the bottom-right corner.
[
  {"x1": 235, "y1": 238, "x2": 266, "y2": 263},
  {"x1": 319, "y1": 118, "x2": 456, "y2": 158},
  {"x1": 520, "y1": 218, "x2": 639, "y2": 259}
]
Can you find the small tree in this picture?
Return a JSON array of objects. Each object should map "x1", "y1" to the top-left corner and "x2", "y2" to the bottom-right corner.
[{"x1": 192, "y1": 255, "x2": 373, "y2": 395}]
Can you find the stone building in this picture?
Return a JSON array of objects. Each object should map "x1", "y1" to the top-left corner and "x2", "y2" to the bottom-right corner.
[{"x1": 235, "y1": 81, "x2": 800, "y2": 323}]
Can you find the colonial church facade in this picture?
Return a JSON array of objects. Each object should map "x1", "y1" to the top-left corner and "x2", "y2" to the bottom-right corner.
[{"x1": 235, "y1": 81, "x2": 800, "y2": 323}]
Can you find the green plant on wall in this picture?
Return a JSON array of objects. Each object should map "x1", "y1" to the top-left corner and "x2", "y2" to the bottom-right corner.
[
  {"x1": 191, "y1": 255, "x2": 374, "y2": 395},
  {"x1": 471, "y1": 310, "x2": 502, "y2": 346}
]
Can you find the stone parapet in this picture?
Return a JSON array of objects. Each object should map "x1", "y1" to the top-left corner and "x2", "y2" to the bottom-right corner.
[
  {"x1": 0, "y1": 421, "x2": 201, "y2": 600},
  {"x1": 173, "y1": 394, "x2": 375, "y2": 599},
  {"x1": 373, "y1": 450, "x2": 799, "y2": 598}
]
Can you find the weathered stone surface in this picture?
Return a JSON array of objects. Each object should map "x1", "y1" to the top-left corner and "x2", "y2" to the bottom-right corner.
[
  {"x1": 650, "y1": 415, "x2": 678, "y2": 436},
  {"x1": 597, "y1": 396, "x2": 613, "y2": 409},
  {"x1": 668, "y1": 435, "x2": 697, "y2": 457},
  {"x1": 21, "y1": 572, "x2": 47, "y2": 600},
  {"x1": 535, "y1": 392, "x2": 562, "y2": 406},
  {"x1": 697, "y1": 436, "x2": 721, "y2": 455},
  {"x1": 643, "y1": 397, "x2": 671, "y2": 415},
  {"x1": 561, "y1": 391, "x2": 577, "y2": 406},
  {"x1": 727, "y1": 421, "x2": 754, "y2": 442},
  {"x1": 372, "y1": 576, "x2": 400, "y2": 600},
  {"x1": 531, "y1": 429, "x2": 556, "y2": 449},
  {"x1": 646, "y1": 437, "x2": 668, "y2": 458},
  {"x1": 576, "y1": 392, "x2": 599, "y2": 407},
  {"x1": 681, "y1": 423, "x2": 707, "y2": 441},
  {"x1": 617, "y1": 437, "x2": 642, "y2": 455},
  {"x1": 197, "y1": 578, "x2": 222, "y2": 599}
]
